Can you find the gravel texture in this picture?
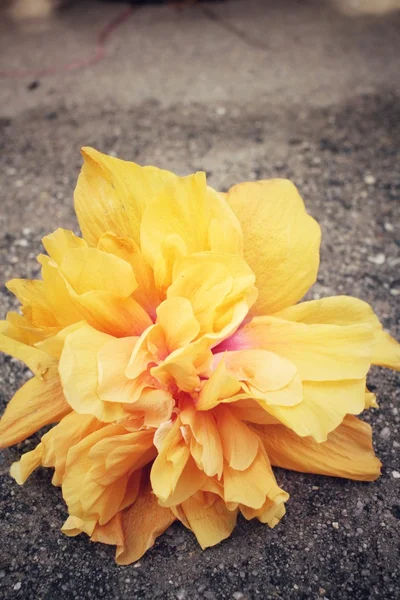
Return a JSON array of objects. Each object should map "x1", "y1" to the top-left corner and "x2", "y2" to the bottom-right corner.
[{"x1": 0, "y1": 1, "x2": 399, "y2": 599}]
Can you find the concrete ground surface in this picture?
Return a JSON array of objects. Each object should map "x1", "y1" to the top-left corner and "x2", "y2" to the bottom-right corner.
[{"x1": 0, "y1": 1, "x2": 399, "y2": 599}]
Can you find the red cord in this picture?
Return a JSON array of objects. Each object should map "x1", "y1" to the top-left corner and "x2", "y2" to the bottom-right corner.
[{"x1": 0, "y1": 6, "x2": 135, "y2": 79}]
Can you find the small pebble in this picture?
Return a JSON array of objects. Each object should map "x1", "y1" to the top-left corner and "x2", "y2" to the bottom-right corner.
[
  {"x1": 361, "y1": 569, "x2": 370, "y2": 577},
  {"x1": 233, "y1": 593, "x2": 245, "y2": 600},
  {"x1": 364, "y1": 174, "x2": 376, "y2": 185},
  {"x1": 392, "y1": 471, "x2": 400, "y2": 479},
  {"x1": 379, "y1": 427, "x2": 391, "y2": 440},
  {"x1": 393, "y1": 441, "x2": 400, "y2": 449},
  {"x1": 368, "y1": 253, "x2": 385, "y2": 265},
  {"x1": 216, "y1": 107, "x2": 226, "y2": 116},
  {"x1": 390, "y1": 288, "x2": 400, "y2": 296},
  {"x1": 384, "y1": 222, "x2": 394, "y2": 232},
  {"x1": 312, "y1": 486, "x2": 319, "y2": 491},
  {"x1": 332, "y1": 522, "x2": 339, "y2": 529},
  {"x1": 14, "y1": 582, "x2": 22, "y2": 591}
]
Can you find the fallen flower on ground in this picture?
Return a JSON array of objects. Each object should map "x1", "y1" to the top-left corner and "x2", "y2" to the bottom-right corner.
[{"x1": 1, "y1": 147, "x2": 399, "y2": 564}]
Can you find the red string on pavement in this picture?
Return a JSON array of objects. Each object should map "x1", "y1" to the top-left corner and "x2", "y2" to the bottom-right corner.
[{"x1": 0, "y1": 5, "x2": 135, "y2": 79}]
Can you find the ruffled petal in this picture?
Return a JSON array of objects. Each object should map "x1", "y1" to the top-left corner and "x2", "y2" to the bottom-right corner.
[
  {"x1": 174, "y1": 491, "x2": 238, "y2": 550},
  {"x1": 0, "y1": 365, "x2": 70, "y2": 448},
  {"x1": 197, "y1": 351, "x2": 302, "y2": 412},
  {"x1": 140, "y1": 172, "x2": 242, "y2": 267},
  {"x1": 59, "y1": 324, "x2": 128, "y2": 421},
  {"x1": 226, "y1": 179, "x2": 321, "y2": 314},
  {"x1": 254, "y1": 414, "x2": 381, "y2": 481},
  {"x1": 228, "y1": 316, "x2": 373, "y2": 381},
  {"x1": 180, "y1": 404, "x2": 224, "y2": 478},
  {"x1": 223, "y1": 440, "x2": 289, "y2": 512},
  {"x1": 167, "y1": 252, "x2": 256, "y2": 337},
  {"x1": 275, "y1": 296, "x2": 400, "y2": 371},
  {"x1": 156, "y1": 297, "x2": 200, "y2": 352},
  {"x1": 116, "y1": 485, "x2": 175, "y2": 565},
  {"x1": 10, "y1": 443, "x2": 44, "y2": 484},
  {"x1": 74, "y1": 147, "x2": 175, "y2": 247},
  {"x1": 265, "y1": 379, "x2": 366, "y2": 442},
  {"x1": 0, "y1": 322, "x2": 54, "y2": 376},
  {"x1": 98, "y1": 233, "x2": 161, "y2": 318},
  {"x1": 62, "y1": 425, "x2": 155, "y2": 525}
]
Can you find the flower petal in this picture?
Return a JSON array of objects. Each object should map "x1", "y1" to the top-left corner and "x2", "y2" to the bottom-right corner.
[
  {"x1": 220, "y1": 349, "x2": 302, "y2": 406},
  {"x1": 10, "y1": 443, "x2": 44, "y2": 484},
  {"x1": 74, "y1": 147, "x2": 175, "y2": 247},
  {"x1": 265, "y1": 378, "x2": 366, "y2": 442},
  {"x1": 156, "y1": 297, "x2": 200, "y2": 351},
  {"x1": 62, "y1": 425, "x2": 154, "y2": 525},
  {"x1": 226, "y1": 179, "x2": 321, "y2": 314},
  {"x1": 0, "y1": 322, "x2": 53, "y2": 376},
  {"x1": 59, "y1": 324, "x2": 128, "y2": 421},
  {"x1": 275, "y1": 296, "x2": 400, "y2": 371},
  {"x1": 180, "y1": 404, "x2": 224, "y2": 478},
  {"x1": 42, "y1": 228, "x2": 87, "y2": 264},
  {"x1": 98, "y1": 233, "x2": 161, "y2": 318},
  {"x1": 0, "y1": 366, "x2": 70, "y2": 448},
  {"x1": 254, "y1": 414, "x2": 381, "y2": 481},
  {"x1": 230, "y1": 316, "x2": 373, "y2": 381},
  {"x1": 240, "y1": 495, "x2": 287, "y2": 528},
  {"x1": 97, "y1": 336, "x2": 139, "y2": 404},
  {"x1": 215, "y1": 405, "x2": 259, "y2": 471},
  {"x1": 60, "y1": 247, "x2": 137, "y2": 297},
  {"x1": 151, "y1": 418, "x2": 207, "y2": 506},
  {"x1": 169, "y1": 252, "x2": 256, "y2": 334},
  {"x1": 140, "y1": 172, "x2": 242, "y2": 266},
  {"x1": 223, "y1": 441, "x2": 288, "y2": 511},
  {"x1": 116, "y1": 485, "x2": 175, "y2": 565},
  {"x1": 174, "y1": 492, "x2": 238, "y2": 550}
]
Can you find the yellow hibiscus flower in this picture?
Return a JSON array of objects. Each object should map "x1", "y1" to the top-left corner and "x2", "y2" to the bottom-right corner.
[{"x1": 1, "y1": 148, "x2": 399, "y2": 565}]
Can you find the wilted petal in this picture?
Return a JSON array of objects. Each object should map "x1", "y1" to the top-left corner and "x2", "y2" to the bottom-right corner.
[
  {"x1": 62, "y1": 425, "x2": 154, "y2": 525},
  {"x1": 116, "y1": 484, "x2": 175, "y2": 565},
  {"x1": 0, "y1": 323, "x2": 54, "y2": 376},
  {"x1": 240, "y1": 496, "x2": 286, "y2": 528},
  {"x1": 0, "y1": 366, "x2": 70, "y2": 448},
  {"x1": 174, "y1": 491, "x2": 238, "y2": 550},
  {"x1": 10, "y1": 443, "x2": 44, "y2": 484},
  {"x1": 254, "y1": 414, "x2": 381, "y2": 481},
  {"x1": 223, "y1": 441, "x2": 288, "y2": 511},
  {"x1": 90, "y1": 513, "x2": 124, "y2": 547}
]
